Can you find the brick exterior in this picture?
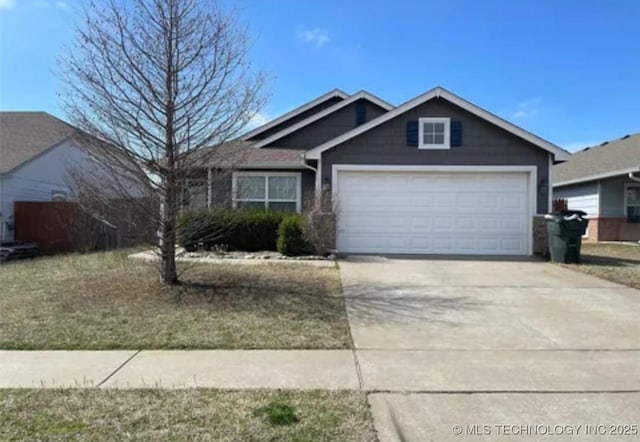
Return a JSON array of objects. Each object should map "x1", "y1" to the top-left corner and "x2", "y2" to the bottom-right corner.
[
  {"x1": 532, "y1": 215, "x2": 549, "y2": 256},
  {"x1": 589, "y1": 217, "x2": 640, "y2": 242}
]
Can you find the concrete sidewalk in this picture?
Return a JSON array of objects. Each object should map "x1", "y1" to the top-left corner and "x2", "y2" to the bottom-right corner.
[
  {"x1": 3, "y1": 349, "x2": 640, "y2": 391},
  {"x1": 0, "y1": 350, "x2": 359, "y2": 389}
]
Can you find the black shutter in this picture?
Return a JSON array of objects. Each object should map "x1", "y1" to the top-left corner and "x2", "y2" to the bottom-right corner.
[
  {"x1": 407, "y1": 121, "x2": 419, "y2": 146},
  {"x1": 451, "y1": 121, "x2": 463, "y2": 147},
  {"x1": 355, "y1": 101, "x2": 366, "y2": 126}
]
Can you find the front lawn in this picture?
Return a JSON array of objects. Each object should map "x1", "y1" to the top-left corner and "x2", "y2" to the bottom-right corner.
[
  {"x1": 0, "y1": 251, "x2": 350, "y2": 349},
  {"x1": 562, "y1": 243, "x2": 640, "y2": 289},
  {"x1": 0, "y1": 389, "x2": 376, "y2": 441}
]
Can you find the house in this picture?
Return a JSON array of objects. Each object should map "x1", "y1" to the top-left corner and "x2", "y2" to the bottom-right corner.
[
  {"x1": 0, "y1": 111, "x2": 150, "y2": 252},
  {"x1": 0, "y1": 112, "x2": 86, "y2": 241},
  {"x1": 192, "y1": 86, "x2": 570, "y2": 256},
  {"x1": 553, "y1": 134, "x2": 640, "y2": 242}
]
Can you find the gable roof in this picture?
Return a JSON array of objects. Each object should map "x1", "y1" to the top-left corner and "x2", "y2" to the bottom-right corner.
[
  {"x1": 0, "y1": 112, "x2": 77, "y2": 174},
  {"x1": 305, "y1": 86, "x2": 570, "y2": 161},
  {"x1": 253, "y1": 90, "x2": 394, "y2": 148},
  {"x1": 241, "y1": 88, "x2": 349, "y2": 141},
  {"x1": 552, "y1": 133, "x2": 640, "y2": 186}
]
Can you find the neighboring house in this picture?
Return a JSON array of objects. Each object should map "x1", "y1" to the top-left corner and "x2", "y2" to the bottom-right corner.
[
  {"x1": 0, "y1": 112, "x2": 93, "y2": 241},
  {"x1": 553, "y1": 134, "x2": 640, "y2": 242},
  {"x1": 190, "y1": 86, "x2": 570, "y2": 256}
]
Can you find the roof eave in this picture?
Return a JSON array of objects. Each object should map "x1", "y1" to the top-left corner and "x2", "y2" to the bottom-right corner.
[
  {"x1": 553, "y1": 166, "x2": 640, "y2": 187},
  {"x1": 306, "y1": 86, "x2": 570, "y2": 161},
  {"x1": 253, "y1": 90, "x2": 395, "y2": 148},
  {"x1": 240, "y1": 88, "x2": 349, "y2": 141}
]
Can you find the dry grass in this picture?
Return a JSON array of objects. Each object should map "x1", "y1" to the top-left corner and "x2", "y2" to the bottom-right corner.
[
  {"x1": 562, "y1": 243, "x2": 640, "y2": 289},
  {"x1": 0, "y1": 389, "x2": 376, "y2": 441},
  {"x1": 0, "y1": 251, "x2": 351, "y2": 349}
]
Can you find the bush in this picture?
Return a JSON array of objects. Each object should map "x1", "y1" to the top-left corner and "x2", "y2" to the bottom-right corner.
[
  {"x1": 177, "y1": 209, "x2": 232, "y2": 252},
  {"x1": 229, "y1": 210, "x2": 286, "y2": 252},
  {"x1": 277, "y1": 214, "x2": 312, "y2": 256},
  {"x1": 178, "y1": 209, "x2": 287, "y2": 252},
  {"x1": 302, "y1": 211, "x2": 336, "y2": 256}
]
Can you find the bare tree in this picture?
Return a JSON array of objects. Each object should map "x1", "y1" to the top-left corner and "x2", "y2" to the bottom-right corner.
[{"x1": 58, "y1": 0, "x2": 266, "y2": 284}]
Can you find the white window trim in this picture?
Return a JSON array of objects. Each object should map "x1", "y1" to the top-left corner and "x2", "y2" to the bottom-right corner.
[
  {"x1": 232, "y1": 171, "x2": 302, "y2": 212},
  {"x1": 624, "y1": 183, "x2": 640, "y2": 219},
  {"x1": 418, "y1": 117, "x2": 450, "y2": 150}
]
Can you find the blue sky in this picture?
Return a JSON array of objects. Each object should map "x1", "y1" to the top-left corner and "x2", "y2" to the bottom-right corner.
[{"x1": 1, "y1": 0, "x2": 639, "y2": 151}]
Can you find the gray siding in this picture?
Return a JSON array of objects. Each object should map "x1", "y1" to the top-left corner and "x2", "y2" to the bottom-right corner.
[
  {"x1": 247, "y1": 97, "x2": 343, "y2": 141},
  {"x1": 553, "y1": 182, "x2": 599, "y2": 216},
  {"x1": 600, "y1": 175, "x2": 637, "y2": 217},
  {"x1": 265, "y1": 100, "x2": 387, "y2": 150},
  {"x1": 321, "y1": 98, "x2": 551, "y2": 214}
]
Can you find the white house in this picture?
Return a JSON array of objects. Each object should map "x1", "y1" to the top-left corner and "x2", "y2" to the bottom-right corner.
[{"x1": 0, "y1": 112, "x2": 94, "y2": 240}]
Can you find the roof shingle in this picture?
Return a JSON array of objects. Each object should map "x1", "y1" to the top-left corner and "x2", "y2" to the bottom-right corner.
[
  {"x1": 0, "y1": 112, "x2": 77, "y2": 174},
  {"x1": 193, "y1": 141, "x2": 306, "y2": 169},
  {"x1": 552, "y1": 133, "x2": 640, "y2": 185}
]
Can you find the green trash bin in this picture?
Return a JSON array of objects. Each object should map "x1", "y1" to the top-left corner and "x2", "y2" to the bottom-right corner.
[{"x1": 544, "y1": 210, "x2": 589, "y2": 263}]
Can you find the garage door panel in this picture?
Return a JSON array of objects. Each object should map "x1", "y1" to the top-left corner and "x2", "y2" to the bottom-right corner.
[
  {"x1": 336, "y1": 170, "x2": 531, "y2": 255},
  {"x1": 339, "y1": 233, "x2": 528, "y2": 255}
]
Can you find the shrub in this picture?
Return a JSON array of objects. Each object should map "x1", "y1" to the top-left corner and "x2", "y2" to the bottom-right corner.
[
  {"x1": 228, "y1": 210, "x2": 286, "y2": 252},
  {"x1": 177, "y1": 209, "x2": 233, "y2": 252},
  {"x1": 178, "y1": 209, "x2": 287, "y2": 252},
  {"x1": 277, "y1": 214, "x2": 312, "y2": 256},
  {"x1": 302, "y1": 211, "x2": 336, "y2": 256}
]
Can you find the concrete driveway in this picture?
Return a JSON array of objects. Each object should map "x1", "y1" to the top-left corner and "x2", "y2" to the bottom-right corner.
[{"x1": 339, "y1": 256, "x2": 640, "y2": 441}]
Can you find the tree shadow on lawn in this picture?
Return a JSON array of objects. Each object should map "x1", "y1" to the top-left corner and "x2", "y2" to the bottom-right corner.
[
  {"x1": 167, "y1": 266, "x2": 345, "y2": 318},
  {"x1": 170, "y1": 267, "x2": 486, "y2": 328}
]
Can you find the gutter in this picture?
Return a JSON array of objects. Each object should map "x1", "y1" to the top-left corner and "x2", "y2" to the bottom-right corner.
[
  {"x1": 629, "y1": 171, "x2": 640, "y2": 183},
  {"x1": 553, "y1": 166, "x2": 640, "y2": 187},
  {"x1": 300, "y1": 153, "x2": 317, "y2": 173}
]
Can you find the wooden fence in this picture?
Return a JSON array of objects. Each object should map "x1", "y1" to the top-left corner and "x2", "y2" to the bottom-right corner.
[{"x1": 14, "y1": 201, "x2": 154, "y2": 255}]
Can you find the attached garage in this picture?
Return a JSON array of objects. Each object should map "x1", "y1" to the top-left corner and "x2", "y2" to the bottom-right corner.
[{"x1": 334, "y1": 166, "x2": 535, "y2": 256}]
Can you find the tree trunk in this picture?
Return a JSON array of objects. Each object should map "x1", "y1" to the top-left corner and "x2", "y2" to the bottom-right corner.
[{"x1": 161, "y1": 186, "x2": 179, "y2": 285}]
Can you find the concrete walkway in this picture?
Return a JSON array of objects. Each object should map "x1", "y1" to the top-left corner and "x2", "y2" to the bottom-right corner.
[{"x1": 0, "y1": 350, "x2": 359, "y2": 389}]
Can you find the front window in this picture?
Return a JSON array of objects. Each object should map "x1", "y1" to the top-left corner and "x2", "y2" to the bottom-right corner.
[
  {"x1": 234, "y1": 173, "x2": 300, "y2": 212},
  {"x1": 419, "y1": 117, "x2": 450, "y2": 149},
  {"x1": 626, "y1": 185, "x2": 640, "y2": 223}
]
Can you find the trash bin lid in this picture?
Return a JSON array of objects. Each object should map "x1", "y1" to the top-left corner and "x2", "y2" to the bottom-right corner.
[{"x1": 560, "y1": 209, "x2": 587, "y2": 217}]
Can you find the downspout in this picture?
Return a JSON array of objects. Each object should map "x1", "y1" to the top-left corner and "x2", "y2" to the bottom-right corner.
[
  {"x1": 629, "y1": 171, "x2": 640, "y2": 183},
  {"x1": 0, "y1": 172, "x2": 3, "y2": 240},
  {"x1": 300, "y1": 153, "x2": 320, "y2": 211}
]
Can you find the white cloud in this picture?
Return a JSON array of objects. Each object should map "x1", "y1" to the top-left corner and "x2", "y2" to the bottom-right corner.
[
  {"x1": 561, "y1": 140, "x2": 600, "y2": 152},
  {"x1": 0, "y1": 0, "x2": 16, "y2": 10},
  {"x1": 32, "y1": 0, "x2": 68, "y2": 9},
  {"x1": 246, "y1": 112, "x2": 272, "y2": 130},
  {"x1": 513, "y1": 97, "x2": 542, "y2": 119},
  {"x1": 298, "y1": 27, "x2": 330, "y2": 48}
]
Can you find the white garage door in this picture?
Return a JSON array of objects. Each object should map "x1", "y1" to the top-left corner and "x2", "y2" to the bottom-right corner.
[{"x1": 336, "y1": 170, "x2": 532, "y2": 255}]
